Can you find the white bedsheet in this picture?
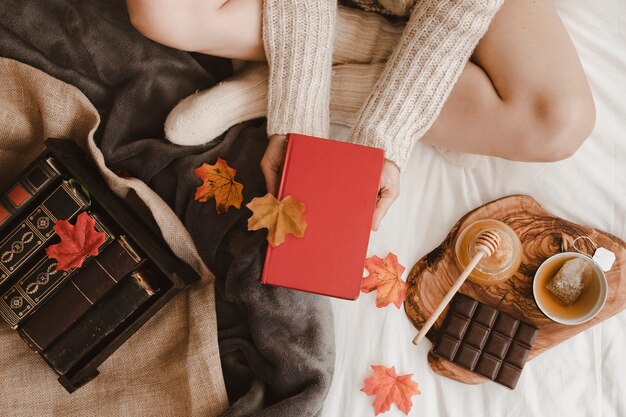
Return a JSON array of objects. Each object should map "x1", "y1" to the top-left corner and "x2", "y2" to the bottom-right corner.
[{"x1": 322, "y1": 0, "x2": 626, "y2": 416}]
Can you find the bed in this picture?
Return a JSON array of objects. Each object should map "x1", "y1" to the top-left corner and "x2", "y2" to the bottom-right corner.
[
  {"x1": 323, "y1": 0, "x2": 626, "y2": 415},
  {"x1": 0, "y1": 0, "x2": 623, "y2": 415}
]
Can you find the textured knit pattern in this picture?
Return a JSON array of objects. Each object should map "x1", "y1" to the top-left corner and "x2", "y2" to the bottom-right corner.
[
  {"x1": 263, "y1": 0, "x2": 337, "y2": 138},
  {"x1": 333, "y1": 5, "x2": 404, "y2": 65},
  {"x1": 263, "y1": 0, "x2": 504, "y2": 170},
  {"x1": 349, "y1": 0, "x2": 504, "y2": 170}
]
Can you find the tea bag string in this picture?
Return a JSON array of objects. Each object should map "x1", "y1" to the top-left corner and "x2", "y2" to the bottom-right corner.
[
  {"x1": 565, "y1": 235, "x2": 616, "y2": 273},
  {"x1": 571, "y1": 236, "x2": 598, "y2": 257}
]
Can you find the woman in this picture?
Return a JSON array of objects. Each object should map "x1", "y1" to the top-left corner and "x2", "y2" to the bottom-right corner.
[{"x1": 125, "y1": 0, "x2": 595, "y2": 230}]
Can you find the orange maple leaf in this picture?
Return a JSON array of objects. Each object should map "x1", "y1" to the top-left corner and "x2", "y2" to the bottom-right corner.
[
  {"x1": 246, "y1": 193, "x2": 307, "y2": 247},
  {"x1": 361, "y1": 365, "x2": 421, "y2": 416},
  {"x1": 361, "y1": 253, "x2": 407, "y2": 308},
  {"x1": 194, "y1": 158, "x2": 244, "y2": 214},
  {"x1": 45, "y1": 212, "x2": 107, "y2": 271}
]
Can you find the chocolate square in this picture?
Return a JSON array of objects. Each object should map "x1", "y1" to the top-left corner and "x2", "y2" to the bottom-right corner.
[
  {"x1": 464, "y1": 323, "x2": 490, "y2": 349},
  {"x1": 493, "y1": 313, "x2": 520, "y2": 338},
  {"x1": 443, "y1": 313, "x2": 469, "y2": 340},
  {"x1": 495, "y1": 363, "x2": 522, "y2": 389},
  {"x1": 434, "y1": 335, "x2": 460, "y2": 361},
  {"x1": 453, "y1": 294, "x2": 477, "y2": 318},
  {"x1": 473, "y1": 304, "x2": 498, "y2": 327},
  {"x1": 506, "y1": 342, "x2": 530, "y2": 369},
  {"x1": 475, "y1": 354, "x2": 502, "y2": 380},
  {"x1": 456, "y1": 344, "x2": 481, "y2": 370},
  {"x1": 514, "y1": 322, "x2": 538, "y2": 347},
  {"x1": 484, "y1": 333, "x2": 511, "y2": 359}
]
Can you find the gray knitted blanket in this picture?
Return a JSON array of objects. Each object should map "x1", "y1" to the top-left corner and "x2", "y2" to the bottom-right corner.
[{"x1": 0, "y1": 1, "x2": 334, "y2": 415}]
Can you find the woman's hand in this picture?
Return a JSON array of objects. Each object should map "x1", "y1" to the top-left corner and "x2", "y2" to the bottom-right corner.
[
  {"x1": 372, "y1": 160, "x2": 400, "y2": 231},
  {"x1": 260, "y1": 134, "x2": 400, "y2": 231},
  {"x1": 260, "y1": 134, "x2": 288, "y2": 196}
]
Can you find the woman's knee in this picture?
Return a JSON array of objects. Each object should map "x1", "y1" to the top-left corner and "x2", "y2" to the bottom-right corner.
[
  {"x1": 126, "y1": 0, "x2": 219, "y2": 51},
  {"x1": 513, "y1": 90, "x2": 596, "y2": 162},
  {"x1": 537, "y1": 93, "x2": 596, "y2": 161}
]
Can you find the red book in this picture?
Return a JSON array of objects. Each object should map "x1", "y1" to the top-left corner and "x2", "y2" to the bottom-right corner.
[{"x1": 261, "y1": 133, "x2": 384, "y2": 299}]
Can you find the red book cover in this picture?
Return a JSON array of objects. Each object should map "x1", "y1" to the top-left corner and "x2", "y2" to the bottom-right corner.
[{"x1": 261, "y1": 133, "x2": 384, "y2": 299}]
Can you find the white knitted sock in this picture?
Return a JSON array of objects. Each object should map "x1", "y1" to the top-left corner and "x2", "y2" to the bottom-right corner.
[
  {"x1": 165, "y1": 61, "x2": 485, "y2": 168},
  {"x1": 164, "y1": 63, "x2": 376, "y2": 145},
  {"x1": 333, "y1": 5, "x2": 403, "y2": 65},
  {"x1": 164, "y1": 62, "x2": 268, "y2": 146}
]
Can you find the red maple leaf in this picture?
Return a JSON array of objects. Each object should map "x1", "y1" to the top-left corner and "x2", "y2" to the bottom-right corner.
[
  {"x1": 194, "y1": 158, "x2": 244, "y2": 214},
  {"x1": 360, "y1": 253, "x2": 407, "y2": 308},
  {"x1": 45, "y1": 212, "x2": 107, "y2": 271},
  {"x1": 362, "y1": 365, "x2": 421, "y2": 415}
]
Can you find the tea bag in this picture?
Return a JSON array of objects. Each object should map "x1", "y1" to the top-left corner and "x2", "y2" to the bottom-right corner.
[{"x1": 545, "y1": 258, "x2": 592, "y2": 305}]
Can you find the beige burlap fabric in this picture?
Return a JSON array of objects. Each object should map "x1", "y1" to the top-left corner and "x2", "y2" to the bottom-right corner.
[{"x1": 0, "y1": 57, "x2": 228, "y2": 416}]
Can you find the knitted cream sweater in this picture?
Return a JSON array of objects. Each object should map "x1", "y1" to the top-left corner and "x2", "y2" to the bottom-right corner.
[{"x1": 263, "y1": 0, "x2": 504, "y2": 170}]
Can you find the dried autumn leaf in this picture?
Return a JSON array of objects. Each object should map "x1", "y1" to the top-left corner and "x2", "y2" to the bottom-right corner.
[
  {"x1": 246, "y1": 193, "x2": 307, "y2": 247},
  {"x1": 361, "y1": 253, "x2": 407, "y2": 308},
  {"x1": 361, "y1": 365, "x2": 421, "y2": 416},
  {"x1": 194, "y1": 158, "x2": 244, "y2": 214},
  {"x1": 45, "y1": 212, "x2": 107, "y2": 271}
]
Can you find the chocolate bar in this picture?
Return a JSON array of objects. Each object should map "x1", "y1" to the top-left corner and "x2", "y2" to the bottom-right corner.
[
  {"x1": 0, "y1": 216, "x2": 113, "y2": 328},
  {"x1": 0, "y1": 181, "x2": 89, "y2": 287},
  {"x1": 431, "y1": 293, "x2": 538, "y2": 389},
  {"x1": 43, "y1": 270, "x2": 160, "y2": 374},
  {"x1": 19, "y1": 236, "x2": 143, "y2": 352},
  {"x1": 0, "y1": 157, "x2": 62, "y2": 231}
]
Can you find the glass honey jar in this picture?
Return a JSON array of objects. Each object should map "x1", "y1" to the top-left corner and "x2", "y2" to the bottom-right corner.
[{"x1": 454, "y1": 219, "x2": 522, "y2": 286}]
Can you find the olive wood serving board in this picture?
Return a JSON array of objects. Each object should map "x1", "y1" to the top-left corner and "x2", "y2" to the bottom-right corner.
[{"x1": 404, "y1": 195, "x2": 626, "y2": 385}]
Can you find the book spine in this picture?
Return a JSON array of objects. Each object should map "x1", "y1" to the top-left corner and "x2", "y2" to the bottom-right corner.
[
  {"x1": 0, "y1": 217, "x2": 113, "y2": 329},
  {"x1": 277, "y1": 134, "x2": 296, "y2": 201},
  {"x1": 0, "y1": 181, "x2": 89, "y2": 288},
  {"x1": 43, "y1": 271, "x2": 159, "y2": 375},
  {"x1": 261, "y1": 134, "x2": 296, "y2": 284},
  {"x1": 0, "y1": 157, "x2": 62, "y2": 231},
  {"x1": 19, "y1": 236, "x2": 143, "y2": 352}
]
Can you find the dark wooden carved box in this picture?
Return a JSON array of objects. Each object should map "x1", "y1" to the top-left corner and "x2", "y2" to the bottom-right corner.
[{"x1": 0, "y1": 138, "x2": 200, "y2": 393}]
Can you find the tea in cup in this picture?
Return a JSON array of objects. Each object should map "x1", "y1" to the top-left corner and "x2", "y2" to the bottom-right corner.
[{"x1": 533, "y1": 252, "x2": 608, "y2": 325}]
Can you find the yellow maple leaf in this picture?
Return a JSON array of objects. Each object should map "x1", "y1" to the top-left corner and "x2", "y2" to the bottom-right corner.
[
  {"x1": 194, "y1": 158, "x2": 244, "y2": 214},
  {"x1": 246, "y1": 193, "x2": 307, "y2": 247}
]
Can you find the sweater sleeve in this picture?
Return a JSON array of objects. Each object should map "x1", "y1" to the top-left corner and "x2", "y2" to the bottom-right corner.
[
  {"x1": 349, "y1": 0, "x2": 504, "y2": 170},
  {"x1": 263, "y1": 0, "x2": 337, "y2": 138}
]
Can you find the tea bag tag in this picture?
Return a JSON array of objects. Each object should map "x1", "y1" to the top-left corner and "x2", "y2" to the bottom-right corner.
[{"x1": 592, "y1": 247, "x2": 616, "y2": 272}]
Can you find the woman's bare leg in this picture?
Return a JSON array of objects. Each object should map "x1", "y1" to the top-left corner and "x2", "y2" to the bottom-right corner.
[
  {"x1": 128, "y1": 0, "x2": 595, "y2": 162},
  {"x1": 126, "y1": 0, "x2": 264, "y2": 60},
  {"x1": 421, "y1": 0, "x2": 595, "y2": 162}
]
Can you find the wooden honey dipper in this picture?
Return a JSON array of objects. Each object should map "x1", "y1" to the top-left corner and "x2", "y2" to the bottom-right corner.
[{"x1": 412, "y1": 229, "x2": 502, "y2": 345}]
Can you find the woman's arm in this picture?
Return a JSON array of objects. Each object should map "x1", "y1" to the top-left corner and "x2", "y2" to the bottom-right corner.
[
  {"x1": 261, "y1": 0, "x2": 336, "y2": 195},
  {"x1": 349, "y1": 0, "x2": 505, "y2": 171},
  {"x1": 263, "y1": 0, "x2": 337, "y2": 139}
]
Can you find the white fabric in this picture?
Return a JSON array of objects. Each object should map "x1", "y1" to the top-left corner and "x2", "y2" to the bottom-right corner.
[{"x1": 323, "y1": 0, "x2": 626, "y2": 415}]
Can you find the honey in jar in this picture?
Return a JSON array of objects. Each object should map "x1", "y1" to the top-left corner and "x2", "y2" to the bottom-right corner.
[{"x1": 454, "y1": 219, "x2": 522, "y2": 286}]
